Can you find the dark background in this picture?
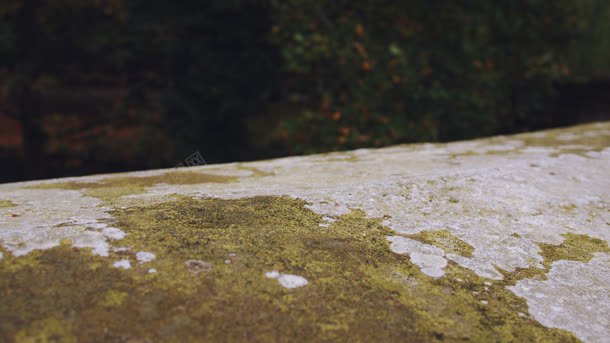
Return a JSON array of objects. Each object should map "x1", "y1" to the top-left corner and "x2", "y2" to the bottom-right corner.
[{"x1": 1, "y1": 0, "x2": 609, "y2": 183}]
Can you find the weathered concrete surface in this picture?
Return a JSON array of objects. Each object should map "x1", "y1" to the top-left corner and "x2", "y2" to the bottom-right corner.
[{"x1": 0, "y1": 122, "x2": 609, "y2": 342}]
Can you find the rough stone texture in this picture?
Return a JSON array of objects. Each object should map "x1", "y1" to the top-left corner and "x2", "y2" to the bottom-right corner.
[
  {"x1": 0, "y1": 122, "x2": 608, "y2": 342},
  {"x1": 509, "y1": 253, "x2": 610, "y2": 343}
]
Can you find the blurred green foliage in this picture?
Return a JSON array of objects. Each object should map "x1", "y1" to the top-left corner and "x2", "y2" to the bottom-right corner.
[
  {"x1": 0, "y1": 0, "x2": 280, "y2": 178},
  {"x1": 566, "y1": 0, "x2": 610, "y2": 79},
  {"x1": 0, "y1": 0, "x2": 609, "y2": 180},
  {"x1": 270, "y1": 0, "x2": 581, "y2": 153},
  {"x1": 141, "y1": 1, "x2": 280, "y2": 162}
]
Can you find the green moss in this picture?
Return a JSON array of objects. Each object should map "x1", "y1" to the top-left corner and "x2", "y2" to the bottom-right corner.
[
  {"x1": 519, "y1": 124, "x2": 610, "y2": 149},
  {"x1": 450, "y1": 149, "x2": 516, "y2": 158},
  {"x1": 512, "y1": 124, "x2": 610, "y2": 159},
  {"x1": 318, "y1": 152, "x2": 359, "y2": 163},
  {"x1": 402, "y1": 229, "x2": 475, "y2": 258},
  {"x1": 236, "y1": 164, "x2": 275, "y2": 177},
  {"x1": 0, "y1": 196, "x2": 580, "y2": 342},
  {"x1": 503, "y1": 233, "x2": 609, "y2": 283},
  {"x1": 100, "y1": 290, "x2": 129, "y2": 307},
  {"x1": 14, "y1": 317, "x2": 76, "y2": 343},
  {"x1": 539, "y1": 233, "x2": 609, "y2": 268},
  {"x1": 25, "y1": 171, "x2": 237, "y2": 203},
  {"x1": 449, "y1": 123, "x2": 610, "y2": 158},
  {"x1": 0, "y1": 200, "x2": 17, "y2": 208}
]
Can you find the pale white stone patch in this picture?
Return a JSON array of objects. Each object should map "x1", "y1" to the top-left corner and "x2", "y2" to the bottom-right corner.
[
  {"x1": 86, "y1": 222, "x2": 108, "y2": 229},
  {"x1": 102, "y1": 227, "x2": 126, "y2": 240},
  {"x1": 387, "y1": 236, "x2": 448, "y2": 278},
  {"x1": 148, "y1": 268, "x2": 157, "y2": 273},
  {"x1": 420, "y1": 267, "x2": 445, "y2": 278},
  {"x1": 410, "y1": 252, "x2": 447, "y2": 268},
  {"x1": 113, "y1": 259, "x2": 131, "y2": 269},
  {"x1": 72, "y1": 231, "x2": 110, "y2": 257},
  {"x1": 0, "y1": 188, "x2": 115, "y2": 256},
  {"x1": 278, "y1": 274, "x2": 309, "y2": 288},
  {"x1": 136, "y1": 251, "x2": 155, "y2": 263},
  {"x1": 265, "y1": 271, "x2": 309, "y2": 288},
  {"x1": 509, "y1": 253, "x2": 610, "y2": 343},
  {"x1": 265, "y1": 270, "x2": 280, "y2": 279}
]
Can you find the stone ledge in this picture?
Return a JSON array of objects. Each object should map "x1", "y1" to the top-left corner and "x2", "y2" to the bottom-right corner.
[{"x1": 0, "y1": 122, "x2": 608, "y2": 342}]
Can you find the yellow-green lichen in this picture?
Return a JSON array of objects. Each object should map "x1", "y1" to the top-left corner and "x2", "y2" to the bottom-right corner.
[
  {"x1": 539, "y1": 233, "x2": 609, "y2": 268},
  {"x1": 99, "y1": 290, "x2": 129, "y2": 308},
  {"x1": 317, "y1": 152, "x2": 359, "y2": 163},
  {"x1": 517, "y1": 123, "x2": 610, "y2": 149},
  {"x1": 513, "y1": 123, "x2": 610, "y2": 159},
  {"x1": 14, "y1": 317, "x2": 76, "y2": 343},
  {"x1": 449, "y1": 123, "x2": 610, "y2": 158},
  {"x1": 236, "y1": 164, "x2": 275, "y2": 177},
  {"x1": 0, "y1": 199, "x2": 17, "y2": 208},
  {"x1": 0, "y1": 196, "x2": 580, "y2": 342},
  {"x1": 503, "y1": 233, "x2": 609, "y2": 283},
  {"x1": 25, "y1": 171, "x2": 237, "y2": 203},
  {"x1": 402, "y1": 229, "x2": 475, "y2": 258}
]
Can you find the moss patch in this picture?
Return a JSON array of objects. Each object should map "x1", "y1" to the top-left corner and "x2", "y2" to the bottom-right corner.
[
  {"x1": 25, "y1": 171, "x2": 237, "y2": 203},
  {"x1": 518, "y1": 124, "x2": 610, "y2": 150},
  {"x1": 402, "y1": 229, "x2": 475, "y2": 258},
  {"x1": 449, "y1": 123, "x2": 610, "y2": 158},
  {"x1": 0, "y1": 196, "x2": 580, "y2": 342},
  {"x1": 236, "y1": 164, "x2": 275, "y2": 177},
  {"x1": 100, "y1": 290, "x2": 130, "y2": 308},
  {"x1": 0, "y1": 200, "x2": 17, "y2": 208},
  {"x1": 317, "y1": 152, "x2": 359, "y2": 163},
  {"x1": 14, "y1": 317, "x2": 76, "y2": 343},
  {"x1": 505, "y1": 233, "x2": 610, "y2": 282},
  {"x1": 540, "y1": 233, "x2": 608, "y2": 268}
]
